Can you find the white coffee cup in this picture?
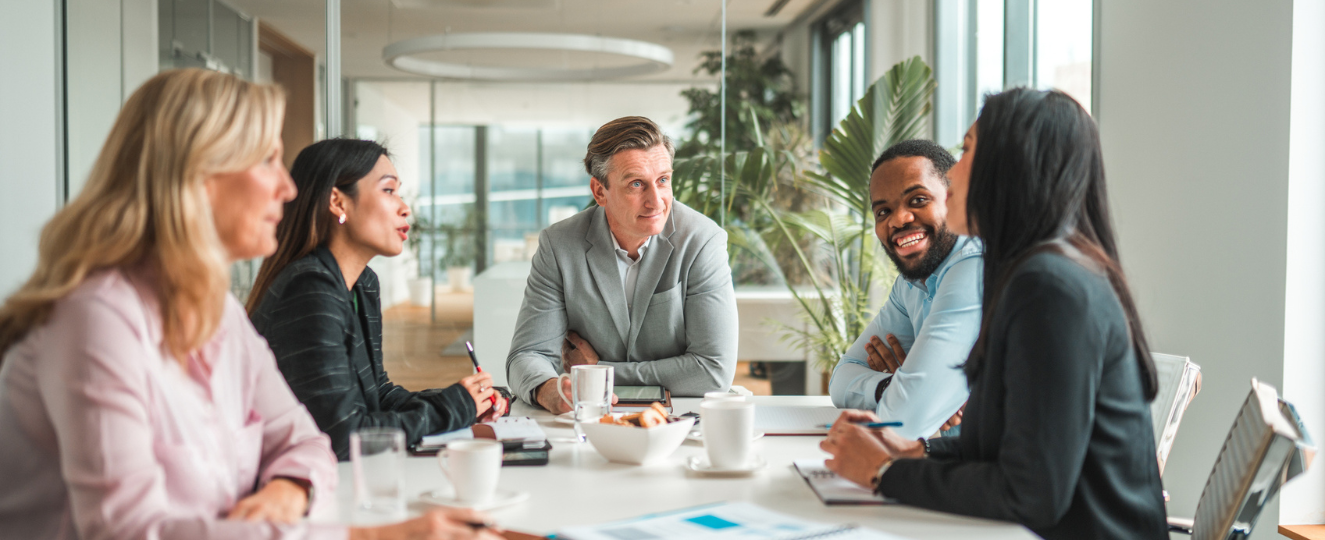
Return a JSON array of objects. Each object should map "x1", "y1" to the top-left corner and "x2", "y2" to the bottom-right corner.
[
  {"x1": 438, "y1": 439, "x2": 503, "y2": 504},
  {"x1": 701, "y1": 400, "x2": 755, "y2": 469},
  {"x1": 703, "y1": 391, "x2": 745, "y2": 403}
]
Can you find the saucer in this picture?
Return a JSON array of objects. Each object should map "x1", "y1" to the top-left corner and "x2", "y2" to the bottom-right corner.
[
  {"x1": 686, "y1": 430, "x2": 765, "y2": 443},
  {"x1": 419, "y1": 488, "x2": 530, "y2": 511},
  {"x1": 684, "y1": 455, "x2": 768, "y2": 477},
  {"x1": 554, "y1": 412, "x2": 576, "y2": 425}
]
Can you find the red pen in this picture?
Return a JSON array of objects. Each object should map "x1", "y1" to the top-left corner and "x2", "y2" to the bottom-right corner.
[{"x1": 464, "y1": 341, "x2": 500, "y2": 408}]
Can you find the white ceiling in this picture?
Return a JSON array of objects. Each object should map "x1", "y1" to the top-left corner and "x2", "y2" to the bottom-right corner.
[{"x1": 226, "y1": 0, "x2": 819, "y2": 81}]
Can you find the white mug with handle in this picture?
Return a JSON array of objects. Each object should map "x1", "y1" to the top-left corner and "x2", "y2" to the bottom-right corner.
[{"x1": 437, "y1": 439, "x2": 503, "y2": 504}]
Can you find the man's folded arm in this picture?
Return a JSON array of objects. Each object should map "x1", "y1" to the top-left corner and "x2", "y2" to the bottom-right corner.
[
  {"x1": 506, "y1": 229, "x2": 570, "y2": 404},
  {"x1": 602, "y1": 231, "x2": 737, "y2": 395},
  {"x1": 875, "y1": 256, "x2": 982, "y2": 438},
  {"x1": 829, "y1": 281, "x2": 913, "y2": 410}
]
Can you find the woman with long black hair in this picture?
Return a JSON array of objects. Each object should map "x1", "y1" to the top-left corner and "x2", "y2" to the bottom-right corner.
[
  {"x1": 820, "y1": 88, "x2": 1168, "y2": 539},
  {"x1": 247, "y1": 138, "x2": 508, "y2": 461}
]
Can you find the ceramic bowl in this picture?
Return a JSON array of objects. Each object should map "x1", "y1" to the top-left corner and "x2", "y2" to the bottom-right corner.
[{"x1": 579, "y1": 415, "x2": 695, "y2": 465}]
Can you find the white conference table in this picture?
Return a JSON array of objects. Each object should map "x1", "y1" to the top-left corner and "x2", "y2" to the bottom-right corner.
[{"x1": 327, "y1": 396, "x2": 1034, "y2": 539}]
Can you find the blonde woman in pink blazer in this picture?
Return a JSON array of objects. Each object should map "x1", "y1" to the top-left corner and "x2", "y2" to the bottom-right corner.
[{"x1": 0, "y1": 69, "x2": 499, "y2": 540}]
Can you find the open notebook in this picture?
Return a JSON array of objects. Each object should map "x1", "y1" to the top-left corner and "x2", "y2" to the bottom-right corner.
[{"x1": 794, "y1": 460, "x2": 894, "y2": 506}]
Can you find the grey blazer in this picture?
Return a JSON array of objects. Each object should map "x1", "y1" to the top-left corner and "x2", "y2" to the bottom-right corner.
[{"x1": 505, "y1": 201, "x2": 739, "y2": 404}]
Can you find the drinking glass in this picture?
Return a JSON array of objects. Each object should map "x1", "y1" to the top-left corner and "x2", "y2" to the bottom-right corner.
[
  {"x1": 557, "y1": 364, "x2": 613, "y2": 442},
  {"x1": 350, "y1": 427, "x2": 406, "y2": 516}
]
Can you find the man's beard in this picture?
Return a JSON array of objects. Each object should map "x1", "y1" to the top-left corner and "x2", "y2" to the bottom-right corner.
[{"x1": 883, "y1": 224, "x2": 959, "y2": 282}]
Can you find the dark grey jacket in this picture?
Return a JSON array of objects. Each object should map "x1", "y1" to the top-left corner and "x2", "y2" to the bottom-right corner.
[
  {"x1": 877, "y1": 250, "x2": 1167, "y2": 540},
  {"x1": 251, "y1": 246, "x2": 476, "y2": 460}
]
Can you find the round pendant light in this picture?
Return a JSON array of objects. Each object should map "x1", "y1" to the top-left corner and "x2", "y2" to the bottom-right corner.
[{"x1": 382, "y1": 32, "x2": 675, "y2": 81}]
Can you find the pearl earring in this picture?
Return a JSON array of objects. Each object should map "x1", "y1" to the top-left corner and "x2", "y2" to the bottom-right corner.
[{"x1": 338, "y1": 214, "x2": 346, "y2": 224}]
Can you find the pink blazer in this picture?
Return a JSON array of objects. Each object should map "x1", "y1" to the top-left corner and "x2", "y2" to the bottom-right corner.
[{"x1": 0, "y1": 268, "x2": 346, "y2": 539}]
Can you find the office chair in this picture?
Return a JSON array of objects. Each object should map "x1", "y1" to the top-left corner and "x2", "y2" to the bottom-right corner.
[{"x1": 1168, "y1": 378, "x2": 1315, "y2": 540}]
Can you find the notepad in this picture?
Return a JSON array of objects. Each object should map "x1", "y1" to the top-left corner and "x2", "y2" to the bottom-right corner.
[
  {"x1": 416, "y1": 416, "x2": 546, "y2": 450},
  {"x1": 556, "y1": 501, "x2": 912, "y2": 540},
  {"x1": 794, "y1": 459, "x2": 895, "y2": 506},
  {"x1": 754, "y1": 405, "x2": 843, "y2": 435}
]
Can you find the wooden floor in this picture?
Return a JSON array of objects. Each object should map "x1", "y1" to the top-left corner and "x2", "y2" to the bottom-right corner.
[{"x1": 381, "y1": 292, "x2": 772, "y2": 396}]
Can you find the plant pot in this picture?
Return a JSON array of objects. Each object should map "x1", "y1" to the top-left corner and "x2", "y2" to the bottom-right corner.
[
  {"x1": 447, "y1": 266, "x2": 472, "y2": 293},
  {"x1": 407, "y1": 277, "x2": 433, "y2": 306}
]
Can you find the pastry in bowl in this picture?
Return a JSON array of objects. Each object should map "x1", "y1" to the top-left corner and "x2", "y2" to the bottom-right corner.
[{"x1": 580, "y1": 403, "x2": 694, "y2": 465}]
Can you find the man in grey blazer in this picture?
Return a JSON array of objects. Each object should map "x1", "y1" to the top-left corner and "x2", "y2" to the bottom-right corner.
[{"x1": 506, "y1": 116, "x2": 739, "y2": 413}]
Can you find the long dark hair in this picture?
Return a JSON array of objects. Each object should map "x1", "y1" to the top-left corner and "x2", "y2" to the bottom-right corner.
[
  {"x1": 964, "y1": 88, "x2": 1159, "y2": 401},
  {"x1": 245, "y1": 138, "x2": 390, "y2": 314}
]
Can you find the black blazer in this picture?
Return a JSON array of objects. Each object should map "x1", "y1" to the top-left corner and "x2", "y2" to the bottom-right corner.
[
  {"x1": 251, "y1": 246, "x2": 477, "y2": 460},
  {"x1": 877, "y1": 250, "x2": 1167, "y2": 539}
]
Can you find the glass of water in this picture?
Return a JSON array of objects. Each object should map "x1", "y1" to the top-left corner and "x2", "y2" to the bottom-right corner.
[
  {"x1": 350, "y1": 427, "x2": 406, "y2": 516},
  {"x1": 557, "y1": 364, "x2": 613, "y2": 442}
]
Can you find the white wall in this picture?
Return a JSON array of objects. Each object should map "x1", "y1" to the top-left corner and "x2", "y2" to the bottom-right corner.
[
  {"x1": 0, "y1": 0, "x2": 62, "y2": 296},
  {"x1": 1281, "y1": 0, "x2": 1325, "y2": 526},
  {"x1": 1096, "y1": 0, "x2": 1293, "y2": 536},
  {"x1": 866, "y1": 0, "x2": 931, "y2": 82}
]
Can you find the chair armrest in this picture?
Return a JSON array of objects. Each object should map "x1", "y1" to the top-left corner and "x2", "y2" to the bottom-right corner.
[{"x1": 1168, "y1": 516, "x2": 1194, "y2": 534}]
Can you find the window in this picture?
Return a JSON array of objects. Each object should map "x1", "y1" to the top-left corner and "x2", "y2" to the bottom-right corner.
[
  {"x1": 814, "y1": 1, "x2": 866, "y2": 143},
  {"x1": 1033, "y1": 0, "x2": 1093, "y2": 113},
  {"x1": 935, "y1": 0, "x2": 1006, "y2": 147},
  {"x1": 935, "y1": 0, "x2": 1092, "y2": 147}
]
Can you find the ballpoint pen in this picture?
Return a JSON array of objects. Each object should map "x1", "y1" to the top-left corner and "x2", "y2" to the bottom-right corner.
[
  {"x1": 819, "y1": 421, "x2": 904, "y2": 429},
  {"x1": 464, "y1": 341, "x2": 500, "y2": 408}
]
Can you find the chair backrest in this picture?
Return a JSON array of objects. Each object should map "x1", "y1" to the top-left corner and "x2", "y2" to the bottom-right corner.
[
  {"x1": 1191, "y1": 379, "x2": 1314, "y2": 540},
  {"x1": 1151, "y1": 352, "x2": 1201, "y2": 475}
]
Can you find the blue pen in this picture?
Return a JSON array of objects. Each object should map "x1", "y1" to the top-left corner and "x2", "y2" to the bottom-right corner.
[{"x1": 820, "y1": 421, "x2": 903, "y2": 429}]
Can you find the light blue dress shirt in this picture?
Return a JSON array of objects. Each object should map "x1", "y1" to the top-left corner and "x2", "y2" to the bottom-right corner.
[{"x1": 828, "y1": 236, "x2": 983, "y2": 439}]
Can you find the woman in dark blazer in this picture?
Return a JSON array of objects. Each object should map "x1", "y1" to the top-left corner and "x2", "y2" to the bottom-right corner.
[
  {"x1": 820, "y1": 89, "x2": 1168, "y2": 540},
  {"x1": 247, "y1": 138, "x2": 507, "y2": 460}
]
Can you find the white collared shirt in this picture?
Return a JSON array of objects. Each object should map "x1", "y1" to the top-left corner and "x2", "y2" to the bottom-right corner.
[{"x1": 610, "y1": 233, "x2": 653, "y2": 314}]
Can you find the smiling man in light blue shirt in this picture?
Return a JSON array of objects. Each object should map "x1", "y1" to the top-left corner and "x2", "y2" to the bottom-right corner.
[{"x1": 829, "y1": 139, "x2": 983, "y2": 440}]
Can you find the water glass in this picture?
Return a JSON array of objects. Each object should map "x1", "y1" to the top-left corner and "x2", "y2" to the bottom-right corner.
[
  {"x1": 350, "y1": 427, "x2": 406, "y2": 516},
  {"x1": 558, "y1": 364, "x2": 614, "y2": 441}
]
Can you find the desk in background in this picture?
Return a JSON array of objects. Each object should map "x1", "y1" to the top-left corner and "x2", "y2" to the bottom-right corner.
[{"x1": 320, "y1": 396, "x2": 1034, "y2": 539}]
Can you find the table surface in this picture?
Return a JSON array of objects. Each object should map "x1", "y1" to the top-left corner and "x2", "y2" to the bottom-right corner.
[
  {"x1": 1281, "y1": 525, "x2": 1325, "y2": 540},
  {"x1": 325, "y1": 396, "x2": 1035, "y2": 539}
]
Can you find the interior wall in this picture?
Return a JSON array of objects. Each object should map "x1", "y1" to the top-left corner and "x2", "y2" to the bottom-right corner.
[
  {"x1": 1281, "y1": 0, "x2": 1325, "y2": 525},
  {"x1": 866, "y1": 0, "x2": 931, "y2": 81},
  {"x1": 260, "y1": 22, "x2": 317, "y2": 170},
  {"x1": 1096, "y1": 0, "x2": 1293, "y2": 536},
  {"x1": 0, "y1": 0, "x2": 62, "y2": 296},
  {"x1": 65, "y1": 0, "x2": 157, "y2": 198}
]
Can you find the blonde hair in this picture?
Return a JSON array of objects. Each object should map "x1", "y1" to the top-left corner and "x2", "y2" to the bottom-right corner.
[{"x1": 0, "y1": 69, "x2": 285, "y2": 362}]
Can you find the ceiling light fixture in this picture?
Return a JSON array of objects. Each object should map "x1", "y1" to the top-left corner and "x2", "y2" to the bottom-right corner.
[{"x1": 382, "y1": 32, "x2": 674, "y2": 81}]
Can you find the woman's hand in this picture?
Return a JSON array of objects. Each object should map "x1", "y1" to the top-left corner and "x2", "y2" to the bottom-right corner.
[
  {"x1": 350, "y1": 508, "x2": 505, "y2": 540},
  {"x1": 225, "y1": 478, "x2": 308, "y2": 524},
  {"x1": 477, "y1": 394, "x2": 507, "y2": 422},
  {"x1": 459, "y1": 372, "x2": 496, "y2": 418},
  {"x1": 819, "y1": 411, "x2": 926, "y2": 489}
]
